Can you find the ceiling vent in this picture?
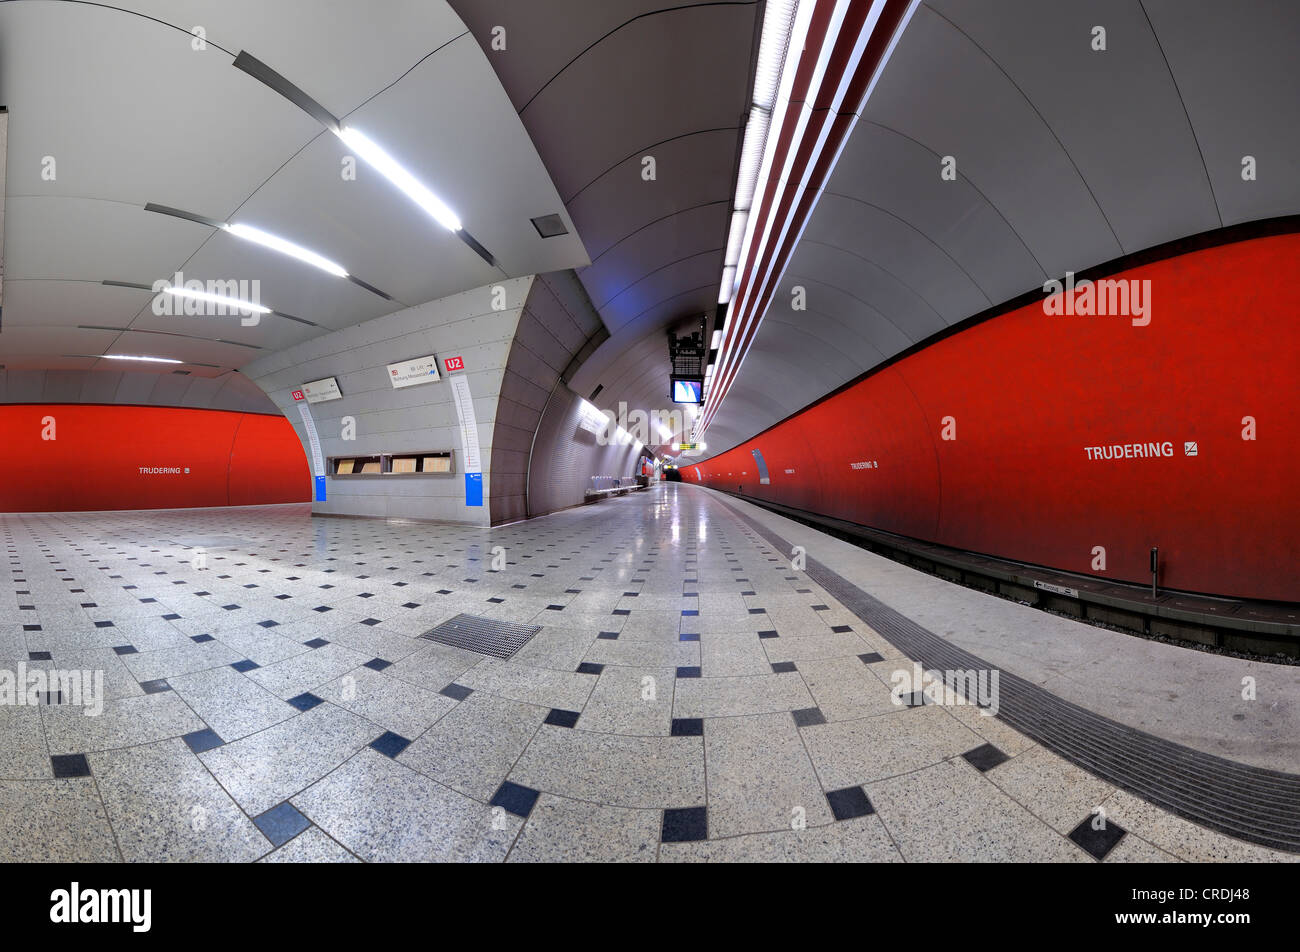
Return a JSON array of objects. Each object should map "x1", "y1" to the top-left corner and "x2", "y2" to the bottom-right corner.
[{"x1": 530, "y1": 213, "x2": 569, "y2": 239}]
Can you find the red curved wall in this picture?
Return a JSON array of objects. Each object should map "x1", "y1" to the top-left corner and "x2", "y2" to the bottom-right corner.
[
  {"x1": 0, "y1": 405, "x2": 310, "y2": 512},
  {"x1": 687, "y1": 233, "x2": 1300, "y2": 602}
]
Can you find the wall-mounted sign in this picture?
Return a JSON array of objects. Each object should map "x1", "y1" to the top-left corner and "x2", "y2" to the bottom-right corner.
[
  {"x1": 387, "y1": 355, "x2": 441, "y2": 389},
  {"x1": 444, "y1": 355, "x2": 465, "y2": 372},
  {"x1": 300, "y1": 377, "x2": 342, "y2": 404},
  {"x1": 290, "y1": 389, "x2": 305, "y2": 402}
]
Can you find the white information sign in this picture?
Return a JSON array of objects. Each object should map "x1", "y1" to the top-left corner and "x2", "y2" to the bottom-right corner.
[
  {"x1": 386, "y1": 355, "x2": 441, "y2": 389},
  {"x1": 300, "y1": 376, "x2": 342, "y2": 404},
  {"x1": 449, "y1": 374, "x2": 481, "y2": 474}
]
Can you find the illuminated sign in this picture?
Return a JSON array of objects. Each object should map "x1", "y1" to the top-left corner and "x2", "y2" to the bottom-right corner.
[{"x1": 670, "y1": 376, "x2": 704, "y2": 404}]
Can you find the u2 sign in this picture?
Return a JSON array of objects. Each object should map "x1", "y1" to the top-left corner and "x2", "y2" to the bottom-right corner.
[{"x1": 444, "y1": 355, "x2": 465, "y2": 373}]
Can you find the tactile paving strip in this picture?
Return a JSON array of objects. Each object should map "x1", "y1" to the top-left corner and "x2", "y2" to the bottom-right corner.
[
  {"x1": 719, "y1": 495, "x2": 1300, "y2": 854},
  {"x1": 421, "y1": 613, "x2": 542, "y2": 660}
]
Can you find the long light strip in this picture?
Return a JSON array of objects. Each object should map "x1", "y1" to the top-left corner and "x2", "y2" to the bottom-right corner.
[
  {"x1": 336, "y1": 126, "x2": 462, "y2": 232},
  {"x1": 101, "y1": 354, "x2": 183, "y2": 364},
  {"x1": 161, "y1": 286, "x2": 271, "y2": 315},
  {"x1": 223, "y1": 223, "x2": 349, "y2": 277},
  {"x1": 703, "y1": 0, "x2": 917, "y2": 436}
]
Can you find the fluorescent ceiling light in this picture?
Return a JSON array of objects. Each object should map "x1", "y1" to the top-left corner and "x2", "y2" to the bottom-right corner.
[
  {"x1": 101, "y1": 354, "x2": 182, "y2": 364},
  {"x1": 337, "y1": 126, "x2": 462, "y2": 232},
  {"x1": 711, "y1": 330, "x2": 723, "y2": 349},
  {"x1": 656, "y1": 423, "x2": 673, "y2": 441},
  {"x1": 161, "y1": 286, "x2": 271, "y2": 314},
  {"x1": 223, "y1": 223, "x2": 348, "y2": 277},
  {"x1": 718, "y1": 266, "x2": 737, "y2": 305}
]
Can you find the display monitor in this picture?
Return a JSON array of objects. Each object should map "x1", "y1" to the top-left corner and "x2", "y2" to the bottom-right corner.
[{"x1": 670, "y1": 376, "x2": 704, "y2": 404}]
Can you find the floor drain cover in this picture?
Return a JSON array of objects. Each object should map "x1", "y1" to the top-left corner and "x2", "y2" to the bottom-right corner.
[{"x1": 421, "y1": 613, "x2": 541, "y2": 660}]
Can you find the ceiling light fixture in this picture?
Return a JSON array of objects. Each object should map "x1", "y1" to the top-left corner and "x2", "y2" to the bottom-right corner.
[
  {"x1": 336, "y1": 126, "x2": 462, "y2": 232},
  {"x1": 100, "y1": 354, "x2": 183, "y2": 364},
  {"x1": 160, "y1": 286, "x2": 271, "y2": 315},
  {"x1": 222, "y1": 223, "x2": 349, "y2": 277}
]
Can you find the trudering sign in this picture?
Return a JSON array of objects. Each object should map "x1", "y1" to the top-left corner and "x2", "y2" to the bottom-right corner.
[{"x1": 387, "y1": 355, "x2": 441, "y2": 389}]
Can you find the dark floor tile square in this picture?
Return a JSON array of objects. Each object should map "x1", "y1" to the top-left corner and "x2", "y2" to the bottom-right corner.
[
  {"x1": 831, "y1": 624, "x2": 853, "y2": 633},
  {"x1": 544, "y1": 708, "x2": 581, "y2": 728},
  {"x1": 253, "y1": 801, "x2": 311, "y2": 848},
  {"x1": 858, "y1": 652, "x2": 884, "y2": 664},
  {"x1": 182, "y1": 728, "x2": 224, "y2": 754},
  {"x1": 112, "y1": 645, "x2": 138, "y2": 656},
  {"x1": 545, "y1": 604, "x2": 564, "y2": 611},
  {"x1": 826, "y1": 786, "x2": 875, "y2": 821},
  {"x1": 162, "y1": 613, "x2": 181, "y2": 621},
  {"x1": 670, "y1": 718, "x2": 704, "y2": 737},
  {"x1": 897, "y1": 691, "x2": 928, "y2": 707},
  {"x1": 661, "y1": 806, "x2": 707, "y2": 843},
  {"x1": 681, "y1": 609, "x2": 698, "y2": 616},
  {"x1": 812, "y1": 604, "x2": 830, "y2": 611},
  {"x1": 94, "y1": 620, "x2": 115, "y2": 629},
  {"x1": 51, "y1": 753, "x2": 92, "y2": 778},
  {"x1": 360, "y1": 618, "x2": 382, "y2": 626},
  {"x1": 192, "y1": 634, "x2": 215, "y2": 643},
  {"x1": 402, "y1": 602, "x2": 421, "y2": 609},
  {"x1": 303, "y1": 638, "x2": 330, "y2": 649},
  {"x1": 440, "y1": 683, "x2": 472, "y2": 701},
  {"x1": 222, "y1": 604, "x2": 240, "y2": 611},
  {"x1": 487, "y1": 597, "x2": 504, "y2": 604},
  {"x1": 313, "y1": 606, "x2": 332, "y2": 613},
  {"x1": 28, "y1": 651, "x2": 52, "y2": 661},
  {"x1": 370, "y1": 731, "x2": 411, "y2": 758},
  {"x1": 747, "y1": 608, "x2": 765, "y2": 615},
  {"x1": 576, "y1": 662, "x2": 604, "y2": 675},
  {"x1": 792, "y1": 706, "x2": 827, "y2": 727},
  {"x1": 140, "y1": 679, "x2": 172, "y2": 694},
  {"x1": 363, "y1": 658, "x2": 392, "y2": 671},
  {"x1": 491, "y1": 781, "x2": 540, "y2": 818},
  {"x1": 757, "y1": 630, "x2": 779, "y2": 639},
  {"x1": 597, "y1": 631, "x2": 619, "y2": 640},
  {"x1": 22, "y1": 624, "x2": 41, "y2": 632},
  {"x1": 436, "y1": 589, "x2": 453, "y2": 595},
  {"x1": 962, "y1": 743, "x2": 1010, "y2": 772},
  {"x1": 679, "y1": 632, "x2": 700, "y2": 642},
  {"x1": 230, "y1": 659, "x2": 260, "y2": 673},
  {"x1": 676, "y1": 666, "x2": 702, "y2": 679},
  {"x1": 1068, "y1": 816, "x2": 1127, "y2": 860},
  {"x1": 612, "y1": 609, "x2": 630, "y2": 616},
  {"x1": 770, "y1": 661, "x2": 797, "y2": 673},
  {"x1": 258, "y1": 620, "x2": 279, "y2": 629},
  {"x1": 288, "y1": 692, "x2": 324, "y2": 712}
]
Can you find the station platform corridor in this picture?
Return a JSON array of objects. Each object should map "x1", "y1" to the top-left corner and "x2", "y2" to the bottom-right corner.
[{"x1": 3, "y1": 485, "x2": 1295, "y2": 864}]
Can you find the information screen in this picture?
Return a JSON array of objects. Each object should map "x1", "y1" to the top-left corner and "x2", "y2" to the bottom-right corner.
[{"x1": 671, "y1": 377, "x2": 703, "y2": 404}]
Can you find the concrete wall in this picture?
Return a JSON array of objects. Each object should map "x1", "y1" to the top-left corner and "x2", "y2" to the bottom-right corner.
[{"x1": 242, "y1": 277, "x2": 533, "y2": 526}]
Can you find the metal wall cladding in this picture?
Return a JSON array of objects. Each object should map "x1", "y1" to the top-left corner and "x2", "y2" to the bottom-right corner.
[
  {"x1": 527, "y1": 383, "x2": 643, "y2": 518},
  {"x1": 687, "y1": 233, "x2": 1300, "y2": 602}
]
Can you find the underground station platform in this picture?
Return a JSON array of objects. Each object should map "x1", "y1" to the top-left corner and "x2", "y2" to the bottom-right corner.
[{"x1": 0, "y1": 0, "x2": 1295, "y2": 935}]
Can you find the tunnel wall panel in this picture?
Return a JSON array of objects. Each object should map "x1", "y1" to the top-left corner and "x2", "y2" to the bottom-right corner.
[
  {"x1": 685, "y1": 233, "x2": 1300, "y2": 602},
  {"x1": 0, "y1": 404, "x2": 309, "y2": 512}
]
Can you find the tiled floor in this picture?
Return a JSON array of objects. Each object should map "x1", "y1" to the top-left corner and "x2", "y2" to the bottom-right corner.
[{"x1": 1, "y1": 486, "x2": 1293, "y2": 862}]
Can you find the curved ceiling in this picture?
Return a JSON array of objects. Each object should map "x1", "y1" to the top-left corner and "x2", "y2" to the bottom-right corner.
[
  {"x1": 700, "y1": 0, "x2": 1300, "y2": 454},
  {"x1": 0, "y1": 0, "x2": 588, "y2": 377},
  {"x1": 448, "y1": 0, "x2": 760, "y2": 441}
]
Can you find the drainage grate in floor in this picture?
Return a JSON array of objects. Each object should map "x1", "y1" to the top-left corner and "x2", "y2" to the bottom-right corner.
[{"x1": 420, "y1": 613, "x2": 542, "y2": 660}]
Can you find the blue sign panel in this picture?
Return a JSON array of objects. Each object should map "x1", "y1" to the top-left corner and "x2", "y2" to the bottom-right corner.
[
  {"x1": 314, "y1": 475, "x2": 327, "y2": 501},
  {"x1": 465, "y1": 472, "x2": 483, "y2": 507}
]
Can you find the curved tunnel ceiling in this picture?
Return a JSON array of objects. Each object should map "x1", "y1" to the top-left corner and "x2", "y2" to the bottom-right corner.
[
  {"x1": 0, "y1": 0, "x2": 589, "y2": 377},
  {"x1": 448, "y1": 0, "x2": 760, "y2": 440},
  {"x1": 700, "y1": 0, "x2": 1300, "y2": 454}
]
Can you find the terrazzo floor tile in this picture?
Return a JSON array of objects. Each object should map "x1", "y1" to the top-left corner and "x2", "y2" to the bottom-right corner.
[
  {"x1": 198, "y1": 702, "x2": 379, "y2": 816},
  {"x1": 985, "y1": 745, "x2": 1118, "y2": 834},
  {"x1": 800, "y1": 704, "x2": 985, "y2": 790},
  {"x1": 509, "y1": 725, "x2": 706, "y2": 809},
  {"x1": 0, "y1": 706, "x2": 50, "y2": 779},
  {"x1": 258, "y1": 825, "x2": 360, "y2": 863},
  {"x1": 704, "y1": 711, "x2": 835, "y2": 837},
  {"x1": 867, "y1": 759, "x2": 1091, "y2": 862},
  {"x1": 167, "y1": 664, "x2": 297, "y2": 741},
  {"x1": 796, "y1": 656, "x2": 901, "y2": 720},
  {"x1": 1096, "y1": 789, "x2": 1298, "y2": 863},
  {"x1": 397, "y1": 691, "x2": 547, "y2": 801},
  {"x1": 244, "y1": 642, "x2": 372, "y2": 699},
  {"x1": 292, "y1": 748, "x2": 521, "y2": 862},
  {"x1": 117, "y1": 640, "x2": 245, "y2": 682},
  {"x1": 584, "y1": 638, "x2": 699, "y2": 668},
  {"x1": 659, "y1": 814, "x2": 903, "y2": 862},
  {"x1": 455, "y1": 657, "x2": 597, "y2": 710},
  {"x1": 0, "y1": 778, "x2": 120, "y2": 862},
  {"x1": 507, "y1": 793, "x2": 660, "y2": 862},
  {"x1": 317, "y1": 665, "x2": 457, "y2": 738},
  {"x1": 40, "y1": 691, "x2": 206, "y2": 755},
  {"x1": 383, "y1": 643, "x2": 493, "y2": 693},
  {"x1": 577, "y1": 665, "x2": 676, "y2": 736},
  {"x1": 672, "y1": 671, "x2": 814, "y2": 718},
  {"x1": 88, "y1": 737, "x2": 269, "y2": 862}
]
